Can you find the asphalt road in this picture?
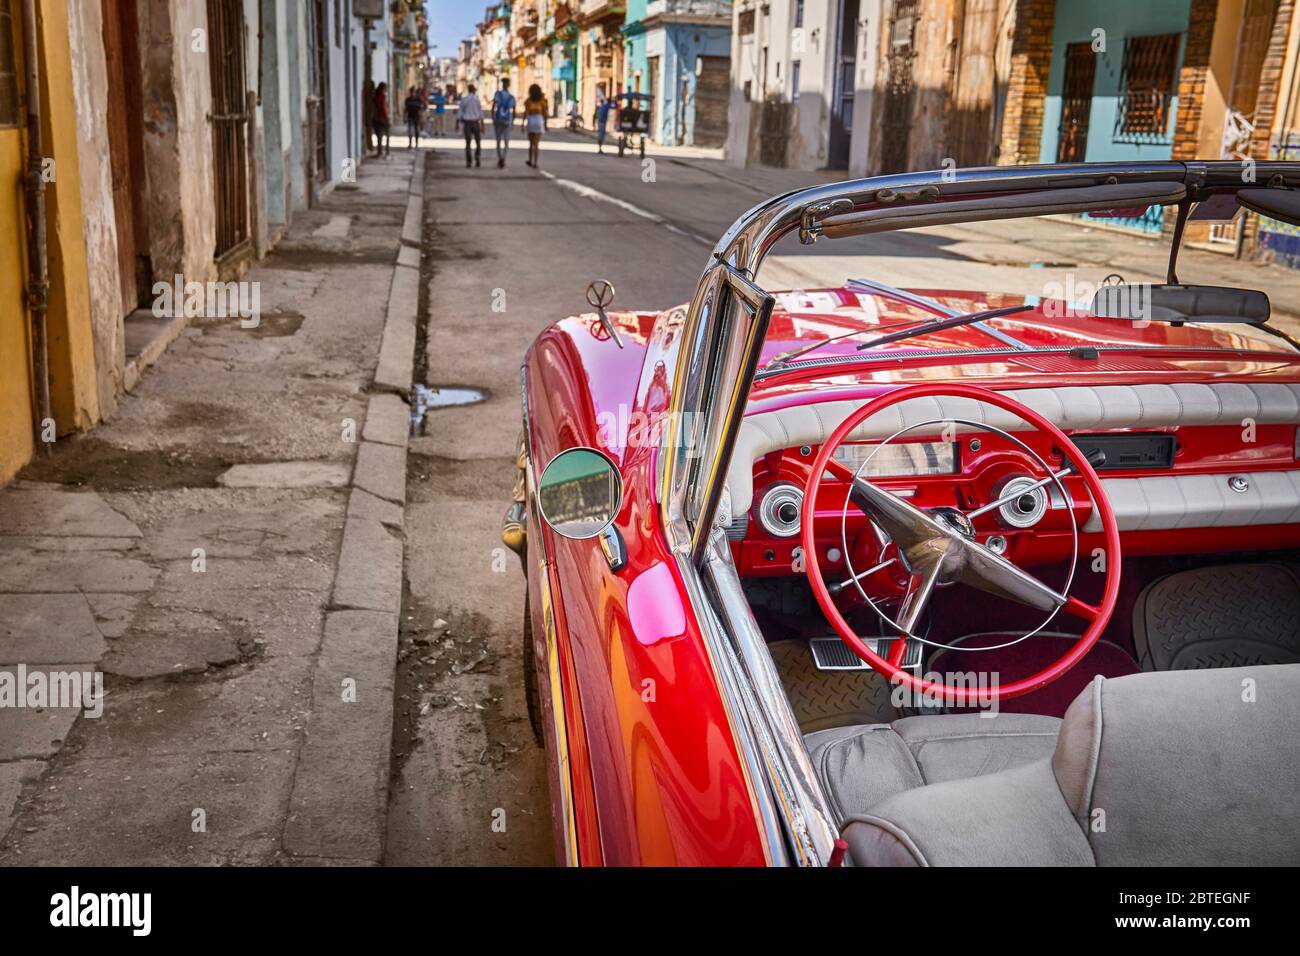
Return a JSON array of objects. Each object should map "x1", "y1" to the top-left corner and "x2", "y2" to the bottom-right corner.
[
  {"x1": 383, "y1": 129, "x2": 800, "y2": 866},
  {"x1": 382, "y1": 126, "x2": 1300, "y2": 866}
]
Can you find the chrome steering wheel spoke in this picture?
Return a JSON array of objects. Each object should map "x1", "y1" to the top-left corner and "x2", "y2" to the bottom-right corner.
[
  {"x1": 834, "y1": 417, "x2": 1079, "y2": 653},
  {"x1": 951, "y1": 534, "x2": 1066, "y2": 612}
]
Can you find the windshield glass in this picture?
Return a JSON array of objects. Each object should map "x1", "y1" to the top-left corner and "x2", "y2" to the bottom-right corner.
[{"x1": 744, "y1": 190, "x2": 1300, "y2": 375}]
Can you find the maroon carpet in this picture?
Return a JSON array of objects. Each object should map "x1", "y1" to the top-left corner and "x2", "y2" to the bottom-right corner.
[{"x1": 929, "y1": 632, "x2": 1139, "y2": 718}]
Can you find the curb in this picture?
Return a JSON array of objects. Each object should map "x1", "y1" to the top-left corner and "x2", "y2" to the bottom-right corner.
[
  {"x1": 283, "y1": 150, "x2": 424, "y2": 864},
  {"x1": 122, "y1": 313, "x2": 188, "y2": 393}
]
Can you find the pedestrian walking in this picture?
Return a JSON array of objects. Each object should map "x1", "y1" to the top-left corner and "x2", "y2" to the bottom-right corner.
[
  {"x1": 491, "y1": 79, "x2": 517, "y2": 168},
  {"x1": 524, "y1": 84, "x2": 547, "y2": 169},
  {"x1": 373, "y1": 82, "x2": 391, "y2": 157},
  {"x1": 430, "y1": 87, "x2": 448, "y2": 137},
  {"x1": 404, "y1": 86, "x2": 423, "y2": 148},
  {"x1": 459, "y1": 83, "x2": 484, "y2": 168},
  {"x1": 595, "y1": 95, "x2": 614, "y2": 155},
  {"x1": 362, "y1": 78, "x2": 375, "y2": 155}
]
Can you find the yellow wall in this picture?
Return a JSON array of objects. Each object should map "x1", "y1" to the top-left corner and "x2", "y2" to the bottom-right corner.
[
  {"x1": 0, "y1": 0, "x2": 99, "y2": 486},
  {"x1": 0, "y1": 125, "x2": 33, "y2": 486},
  {"x1": 36, "y1": 0, "x2": 98, "y2": 434},
  {"x1": 0, "y1": 9, "x2": 32, "y2": 486}
]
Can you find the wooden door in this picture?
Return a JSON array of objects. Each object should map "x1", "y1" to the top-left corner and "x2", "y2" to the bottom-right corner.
[
  {"x1": 648, "y1": 55, "x2": 659, "y2": 141},
  {"x1": 207, "y1": 0, "x2": 251, "y2": 261},
  {"x1": 880, "y1": 0, "x2": 918, "y2": 173},
  {"x1": 1057, "y1": 42, "x2": 1096, "y2": 162},
  {"x1": 309, "y1": 0, "x2": 328, "y2": 184},
  {"x1": 693, "y1": 55, "x2": 729, "y2": 148},
  {"x1": 102, "y1": 0, "x2": 149, "y2": 310}
]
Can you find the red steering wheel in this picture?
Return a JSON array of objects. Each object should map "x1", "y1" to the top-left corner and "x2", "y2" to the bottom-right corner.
[{"x1": 800, "y1": 383, "x2": 1122, "y2": 704}]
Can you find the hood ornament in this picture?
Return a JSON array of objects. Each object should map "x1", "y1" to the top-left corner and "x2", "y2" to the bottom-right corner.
[{"x1": 585, "y1": 279, "x2": 624, "y2": 349}]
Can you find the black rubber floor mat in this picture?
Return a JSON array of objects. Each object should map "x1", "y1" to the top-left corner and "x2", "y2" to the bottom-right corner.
[
  {"x1": 767, "y1": 639, "x2": 898, "y2": 733},
  {"x1": 1133, "y1": 563, "x2": 1300, "y2": 671}
]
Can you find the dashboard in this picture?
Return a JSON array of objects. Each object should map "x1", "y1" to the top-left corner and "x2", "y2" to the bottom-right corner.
[{"x1": 727, "y1": 420, "x2": 1300, "y2": 590}]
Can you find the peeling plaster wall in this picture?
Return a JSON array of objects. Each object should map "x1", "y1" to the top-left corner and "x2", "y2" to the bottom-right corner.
[
  {"x1": 326, "y1": 0, "x2": 350, "y2": 187},
  {"x1": 138, "y1": 0, "x2": 217, "y2": 284},
  {"x1": 287, "y1": 0, "x2": 307, "y2": 212},
  {"x1": 67, "y1": 0, "x2": 124, "y2": 417},
  {"x1": 244, "y1": 0, "x2": 268, "y2": 257},
  {"x1": 263, "y1": 0, "x2": 289, "y2": 226}
]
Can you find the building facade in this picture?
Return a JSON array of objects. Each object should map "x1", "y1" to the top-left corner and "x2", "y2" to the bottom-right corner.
[
  {"x1": 1, "y1": 0, "x2": 420, "y2": 489},
  {"x1": 577, "y1": 1, "x2": 627, "y2": 120},
  {"x1": 626, "y1": 0, "x2": 732, "y2": 146},
  {"x1": 726, "y1": 0, "x2": 878, "y2": 169}
]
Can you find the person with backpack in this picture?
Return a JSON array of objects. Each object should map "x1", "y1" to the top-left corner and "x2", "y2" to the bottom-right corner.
[
  {"x1": 491, "y1": 79, "x2": 517, "y2": 168},
  {"x1": 430, "y1": 87, "x2": 448, "y2": 137}
]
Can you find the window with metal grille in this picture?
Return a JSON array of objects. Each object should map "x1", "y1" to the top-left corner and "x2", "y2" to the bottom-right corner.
[
  {"x1": 739, "y1": 9, "x2": 754, "y2": 36},
  {"x1": 0, "y1": 2, "x2": 18, "y2": 127},
  {"x1": 1114, "y1": 33, "x2": 1180, "y2": 144}
]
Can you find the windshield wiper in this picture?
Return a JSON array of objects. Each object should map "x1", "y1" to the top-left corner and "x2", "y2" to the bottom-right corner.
[{"x1": 766, "y1": 304, "x2": 1033, "y2": 368}]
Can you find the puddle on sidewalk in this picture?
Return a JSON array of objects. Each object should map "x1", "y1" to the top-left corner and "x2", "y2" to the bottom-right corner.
[{"x1": 410, "y1": 384, "x2": 487, "y2": 434}]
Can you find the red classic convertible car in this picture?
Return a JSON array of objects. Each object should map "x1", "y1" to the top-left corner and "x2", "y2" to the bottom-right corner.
[{"x1": 505, "y1": 162, "x2": 1300, "y2": 866}]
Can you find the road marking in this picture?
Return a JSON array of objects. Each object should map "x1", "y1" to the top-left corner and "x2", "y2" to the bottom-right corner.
[{"x1": 539, "y1": 170, "x2": 713, "y2": 246}]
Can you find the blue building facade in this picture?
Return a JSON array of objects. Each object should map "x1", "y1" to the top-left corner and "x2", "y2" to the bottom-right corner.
[
  {"x1": 623, "y1": 2, "x2": 731, "y2": 147},
  {"x1": 1037, "y1": 0, "x2": 1191, "y2": 232}
]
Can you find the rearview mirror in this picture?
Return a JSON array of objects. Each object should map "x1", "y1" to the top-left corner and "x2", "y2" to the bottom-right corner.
[
  {"x1": 1091, "y1": 284, "x2": 1270, "y2": 325},
  {"x1": 537, "y1": 447, "x2": 623, "y2": 540}
]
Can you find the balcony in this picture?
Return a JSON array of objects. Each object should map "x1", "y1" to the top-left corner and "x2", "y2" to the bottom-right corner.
[
  {"x1": 645, "y1": 0, "x2": 731, "y2": 21},
  {"x1": 579, "y1": 0, "x2": 626, "y2": 20}
]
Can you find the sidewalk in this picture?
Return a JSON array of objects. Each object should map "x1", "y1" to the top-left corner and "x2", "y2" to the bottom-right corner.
[{"x1": 0, "y1": 150, "x2": 423, "y2": 865}]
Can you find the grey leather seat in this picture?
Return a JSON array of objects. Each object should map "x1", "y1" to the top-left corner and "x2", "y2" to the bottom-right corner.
[
  {"x1": 810, "y1": 664, "x2": 1300, "y2": 866},
  {"x1": 806, "y1": 713, "x2": 1062, "y2": 822}
]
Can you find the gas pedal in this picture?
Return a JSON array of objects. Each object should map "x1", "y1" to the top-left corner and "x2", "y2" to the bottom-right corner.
[{"x1": 810, "y1": 636, "x2": 923, "y2": 672}]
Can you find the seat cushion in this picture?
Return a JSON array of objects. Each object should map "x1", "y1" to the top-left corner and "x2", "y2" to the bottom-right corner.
[
  {"x1": 806, "y1": 712, "x2": 1061, "y2": 823},
  {"x1": 1053, "y1": 664, "x2": 1300, "y2": 866},
  {"x1": 842, "y1": 759, "x2": 1095, "y2": 866},
  {"x1": 839, "y1": 663, "x2": 1300, "y2": 866}
]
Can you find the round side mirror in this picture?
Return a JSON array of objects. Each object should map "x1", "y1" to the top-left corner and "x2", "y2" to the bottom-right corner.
[{"x1": 537, "y1": 447, "x2": 623, "y2": 540}]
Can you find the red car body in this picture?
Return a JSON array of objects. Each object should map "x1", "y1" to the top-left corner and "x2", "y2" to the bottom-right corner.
[
  {"x1": 513, "y1": 161, "x2": 1300, "y2": 866},
  {"x1": 520, "y1": 285, "x2": 1300, "y2": 866}
]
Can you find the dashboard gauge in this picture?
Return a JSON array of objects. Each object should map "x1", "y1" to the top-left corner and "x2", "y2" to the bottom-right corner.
[{"x1": 757, "y1": 482, "x2": 804, "y2": 538}]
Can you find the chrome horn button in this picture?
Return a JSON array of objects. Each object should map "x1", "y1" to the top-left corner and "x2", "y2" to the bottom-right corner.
[{"x1": 929, "y1": 506, "x2": 976, "y2": 539}]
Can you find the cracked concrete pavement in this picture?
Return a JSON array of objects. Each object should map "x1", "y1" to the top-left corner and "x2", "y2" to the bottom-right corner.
[{"x1": 0, "y1": 150, "x2": 419, "y2": 865}]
